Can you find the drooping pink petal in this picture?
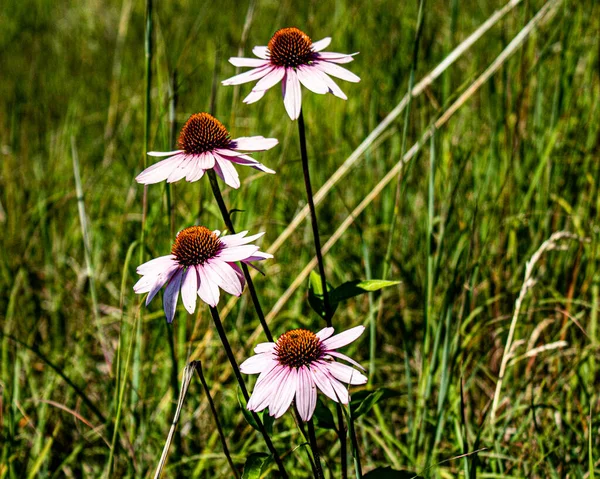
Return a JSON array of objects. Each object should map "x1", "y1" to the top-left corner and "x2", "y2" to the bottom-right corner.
[
  {"x1": 323, "y1": 368, "x2": 350, "y2": 404},
  {"x1": 240, "y1": 353, "x2": 277, "y2": 374},
  {"x1": 326, "y1": 361, "x2": 368, "y2": 385},
  {"x1": 282, "y1": 69, "x2": 302, "y2": 120},
  {"x1": 148, "y1": 150, "x2": 183, "y2": 157},
  {"x1": 316, "y1": 327, "x2": 335, "y2": 341},
  {"x1": 296, "y1": 366, "x2": 317, "y2": 421},
  {"x1": 145, "y1": 264, "x2": 180, "y2": 305},
  {"x1": 216, "y1": 244, "x2": 260, "y2": 262},
  {"x1": 197, "y1": 151, "x2": 216, "y2": 169},
  {"x1": 136, "y1": 255, "x2": 176, "y2": 275},
  {"x1": 216, "y1": 151, "x2": 276, "y2": 174},
  {"x1": 327, "y1": 351, "x2": 366, "y2": 371},
  {"x1": 243, "y1": 89, "x2": 267, "y2": 104},
  {"x1": 248, "y1": 364, "x2": 286, "y2": 411},
  {"x1": 185, "y1": 158, "x2": 205, "y2": 182},
  {"x1": 230, "y1": 136, "x2": 279, "y2": 151},
  {"x1": 180, "y1": 266, "x2": 198, "y2": 314},
  {"x1": 222, "y1": 65, "x2": 272, "y2": 86},
  {"x1": 163, "y1": 268, "x2": 183, "y2": 323},
  {"x1": 229, "y1": 57, "x2": 270, "y2": 67},
  {"x1": 297, "y1": 65, "x2": 329, "y2": 94},
  {"x1": 135, "y1": 154, "x2": 186, "y2": 184},
  {"x1": 167, "y1": 158, "x2": 193, "y2": 183},
  {"x1": 313, "y1": 61, "x2": 361, "y2": 83},
  {"x1": 230, "y1": 262, "x2": 246, "y2": 290},
  {"x1": 252, "y1": 67, "x2": 285, "y2": 92},
  {"x1": 311, "y1": 37, "x2": 332, "y2": 52},
  {"x1": 204, "y1": 259, "x2": 243, "y2": 296},
  {"x1": 310, "y1": 364, "x2": 339, "y2": 402},
  {"x1": 197, "y1": 265, "x2": 220, "y2": 307},
  {"x1": 214, "y1": 157, "x2": 241, "y2": 189},
  {"x1": 270, "y1": 367, "x2": 297, "y2": 418},
  {"x1": 252, "y1": 46, "x2": 269, "y2": 59},
  {"x1": 322, "y1": 325, "x2": 365, "y2": 350},
  {"x1": 254, "y1": 342, "x2": 276, "y2": 354},
  {"x1": 312, "y1": 69, "x2": 348, "y2": 100},
  {"x1": 241, "y1": 251, "x2": 274, "y2": 263}
]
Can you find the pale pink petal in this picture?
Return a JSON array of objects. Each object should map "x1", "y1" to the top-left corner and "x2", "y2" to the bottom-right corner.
[
  {"x1": 243, "y1": 89, "x2": 267, "y2": 104},
  {"x1": 296, "y1": 366, "x2": 317, "y2": 421},
  {"x1": 254, "y1": 342, "x2": 276, "y2": 354},
  {"x1": 253, "y1": 46, "x2": 269, "y2": 59},
  {"x1": 310, "y1": 364, "x2": 338, "y2": 402},
  {"x1": 216, "y1": 151, "x2": 276, "y2": 174},
  {"x1": 247, "y1": 364, "x2": 286, "y2": 411},
  {"x1": 135, "y1": 154, "x2": 186, "y2": 184},
  {"x1": 230, "y1": 262, "x2": 246, "y2": 290},
  {"x1": 326, "y1": 361, "x2": 367, "y2": 385},
  {"x1": 214, "y1": 157, "x2": 240, "y2": 189},
  {"x1": 185, "y1": 157, "x2": 205, "y2": 182},
  {"x1": 325, "y1": 370, "x2": 350, "y2": 404},
  {"x1": 327, "y1": 351, "x2": 366, "y2": 371},
  {"x1": 196, "y1": 152, "x2": 216, "y2": 169},
  {"x1": 180, "y1": 266, "x2": 198, "y2": 314},
  {"x1": 204, "y1": 259, "x2": 243, "y2": 296},
  {"x1": 282, "y1": 69, "x2": 302, "y2": 120},
  {"x1": 163, "y1": 268, "x2": 183, "y2": 323},
  {"x1": 220, "y1": 231, "x2": 264, "y2": 247},
  {"x1": 315, "y1": 52, "x2": 358, "y2": 64},
  {"x1": 148, "y1": 150, "x2": 183, "y2": 157},
  {"x1": 230, "y1": 136, "x2": 279, "y2": 151},
  {"x1": 222, "y1": 65, "x2": 272, "y2": 86},
  {"x1": 313, "y1": 69, "x2": 347, "y2": 100},
  {"x1": 242, "y1": 251, "x2": 273, "y2": 263},
  {"x1": 240, "y1": 353, "x2": 276, "y2": 374},
  {"x1": 311, "y1": 37, "x2": 331, "y2": 52},
  {"x1": 197, "y1": 265, "x2": 220, "y2": 307},
  {"x1": 252, "y1": 67, "x2": 285, "y2": 92},
  {"x1": 322, "y1": 325, "x2": 365, "y2": 350},
  {"x1": 216, "y1": 244, "x2": 259, "y2": 262},
  {"x1": 297, "y1": 65, "x2": 329, "y2": 94},
  {"x1": 167, "y1": 158, "x2": 193, "y2": 183},
  {"x1": 270, "y1": 368, "x2": 297, "y2": 418},
  {"x1": 136, "y1": 255, "x2": 176, "y2": 275},
  {"x1": 229, "y1": 57, "x2": 269, "y2": 67},
  {"x1": 145, "y1": 264, "x2": 180, "y2": 305},
  {"x1": 316, "y1": 327, "x2": 335, "y2": 341},
  {"x1": 313, "y1": 61, "x2": 360, "y2": 83}
]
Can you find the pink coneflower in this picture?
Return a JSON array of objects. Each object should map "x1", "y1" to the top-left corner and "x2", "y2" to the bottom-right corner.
[
  {"x1": 241, "y1": 326, "x2": 367, "y2": 421},
  {"x1": 222, "y1": 27, "x2": 360, "y2": 120},
  {"x1": 136, "y1": 113, "x2": 277, "y2": 188},
  {"x1": 133, "y1": 226, "x2": 272, "y2": 322}
]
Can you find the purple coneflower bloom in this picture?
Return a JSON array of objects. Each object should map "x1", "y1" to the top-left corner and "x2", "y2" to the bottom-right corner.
[
  {"x1": 136, "y1": 112, "x2": 277, "y2": 189},
  {"x1": 222, "y1": 27, "x2": 360, "y2": 120},
  {"x1": 133, "y1": 226, "x2": 272, "y2": 322},
  {"x1": 241, "y1": 326, "x2": 367, "y2": 421}
]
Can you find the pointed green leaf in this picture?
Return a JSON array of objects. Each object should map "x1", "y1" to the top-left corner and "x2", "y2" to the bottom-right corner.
[
  {"x1": 313, "y1": 398, "x2": 337, "y2": 430},
  {"x1": 307, "y1": 270, "x2": 337, "y2": 319},
  {"x1": 330, "y1": 279, "x2": 401, "y2": 304},
  {"x1": 350, "y1": 388, "x2": 402, "y2": 419},
  {"x1": 242, "y1": 453, "x2": 272, "y2": 479}
]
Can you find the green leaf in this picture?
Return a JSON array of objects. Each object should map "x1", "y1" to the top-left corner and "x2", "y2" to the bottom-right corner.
[
  {"x1": 313, "y1": 398, "x2": 337, "y2": 430},
  {"x1": 242, "y1": 453, "x2": 272, "y2": 479},
  {"x1": 350, "y1": 388, "x2": 402, "y2": 419},
  {"x1": 330, "y1": 280, "x2": 401, "y2": 304},
  {"x1": 307, "y1": 270, "x2": 337, "y2": 319},
  {"x1": 363, "y1": 466, "x2": 422, "y2": 479}
]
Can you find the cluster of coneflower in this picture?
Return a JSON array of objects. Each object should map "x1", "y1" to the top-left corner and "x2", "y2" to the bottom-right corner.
[{"x1": 133, "y1": 27, "x2": 364, "y2": 477}]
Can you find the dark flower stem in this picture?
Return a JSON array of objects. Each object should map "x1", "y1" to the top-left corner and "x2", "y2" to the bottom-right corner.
[
  {"x1": 209, "y1": 306, "x2": 288, "y2": 478},
  {"x1": 297, "y1": 111, "x2": 332, "y2": 325},
  {"x1": 297, "y1": 110, "x2": 347, "y2": 479},
  {"x1": 207, "y1": 169, "x2": 273, "y2": 342},
  {"x1": 307, "y1": 419, "x2": 325, "y2": 478},
  {"x1": 193, "y1": 360, "x2": 240, "y2": 479}
]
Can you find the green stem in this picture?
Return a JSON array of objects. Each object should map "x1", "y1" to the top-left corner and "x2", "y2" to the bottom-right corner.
[{"x1": 307, "y1": 419, "x2": 325, "y2": 478}]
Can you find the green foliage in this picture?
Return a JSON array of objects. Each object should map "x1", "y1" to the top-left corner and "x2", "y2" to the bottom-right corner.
[{"x1": 242, "y1": 453, "x2": 272, "y2": 479}]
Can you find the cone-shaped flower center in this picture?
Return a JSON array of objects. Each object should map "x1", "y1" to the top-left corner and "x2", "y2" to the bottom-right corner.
[
  {"x1": 268, "y1": 27, "x2": 314, "y2": 68},
  {"x1": 172, "y1": 226, "x2": 222, "y2": 267},
  {"x1": 275, "y1": 329, "x2": 324, "y2": 368},
  {"x1": 178, "y1": 113, "x2": 231, "y2": 155}
]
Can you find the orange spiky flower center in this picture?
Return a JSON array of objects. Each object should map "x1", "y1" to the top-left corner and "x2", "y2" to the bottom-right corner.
[
  {"x1": 268, "y1": 27, "x2": 314, "y2": 68},
  {"x1": 275, "y1": 329, "x2": 324, "y2": 368},
  {"x1": 178, "y1": 113, "x2": 231, "y2": 155},
  {"x1": 171, "y1": 226, "x2": 222, "y2": 267}
]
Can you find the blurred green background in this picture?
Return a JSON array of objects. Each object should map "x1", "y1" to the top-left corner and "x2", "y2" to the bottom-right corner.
[{"x1": 1, "y1": 0, "x2": 599, "y2": 477}]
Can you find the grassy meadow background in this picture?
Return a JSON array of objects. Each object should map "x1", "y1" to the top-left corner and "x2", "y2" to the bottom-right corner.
[{"x1": 1, "y1": 0, "x2": 600, "y2": 477}]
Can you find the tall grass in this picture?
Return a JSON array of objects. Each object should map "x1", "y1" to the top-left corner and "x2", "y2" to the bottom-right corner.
[{"x1": 1, "y1": 0, "x2": 599, "y2": 477}]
